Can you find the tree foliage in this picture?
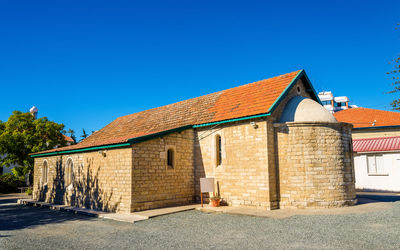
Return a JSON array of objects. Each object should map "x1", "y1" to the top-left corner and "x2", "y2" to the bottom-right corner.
[
  {"x1": 389, "y1": 24, "x2": 400, "y2": 110},
  {"x1": 67, "y1": 128, "x2": 77, "y2": 144},
  {"x1": 0, "y1": 173, "x2": 25, "y2": 193},
  {"x1": 0, "y1": 111, "x2": 66, "y2": 175},
  {"x1": 81, "y1": 128, "x2": 88, "y2": 141}
]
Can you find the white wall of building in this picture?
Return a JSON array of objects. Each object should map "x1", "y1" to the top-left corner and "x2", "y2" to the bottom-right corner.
[{"x1": 354, "y1": 153, "x2": 400, "y2": 192}]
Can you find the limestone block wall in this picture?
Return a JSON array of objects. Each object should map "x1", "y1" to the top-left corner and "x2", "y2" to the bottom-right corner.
[
  {"x1": 275, "y1": 122, "x2": 356, "y2": 208},
  {"x1": 131, "y1": 129, "x2": 195, "y2": 211},
  {"x1": 194, "y1": 118, "x2": 277, "y2": 209},
  {"x1": 33, "y1": 147, "x2": 132, "y2": 213}
]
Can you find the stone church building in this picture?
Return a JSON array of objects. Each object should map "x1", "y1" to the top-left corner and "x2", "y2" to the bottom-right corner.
[{"x1": 31, "y1": 70, "x2": 356, "y2": 213}]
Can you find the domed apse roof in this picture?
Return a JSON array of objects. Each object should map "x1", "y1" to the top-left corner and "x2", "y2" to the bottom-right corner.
[{"x1": 280, "y1": 96, "x2": 337, "y2": 123}]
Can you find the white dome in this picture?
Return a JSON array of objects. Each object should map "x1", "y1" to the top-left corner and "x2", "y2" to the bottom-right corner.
[{"x1": 280, "y1": 96, "x2": 337, "y2": 123}]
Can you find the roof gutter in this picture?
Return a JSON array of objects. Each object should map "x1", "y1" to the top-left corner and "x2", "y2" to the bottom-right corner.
[
  {"x1": 31, "y1": 113, "x2": 273, "y2": 158},
  {"x1": 30, "y1": 142, "x2": 131, "y2": 158},
  {"x1": 353, "y1": 125, "x2": 400, "y2": 130},
  {"x1": 193, "y1": 113, "x2": 270, "y2": 128},
  {"x1": 355, "y1": 150, "x2": 400, "y2": 154},
  {"x1": 127, "y1": 125, "x2": 193, "y2": 144}
]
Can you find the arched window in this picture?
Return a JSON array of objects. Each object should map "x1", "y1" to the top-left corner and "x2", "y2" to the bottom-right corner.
[
  {"x1": 65, "y1": 158, "x2": 74, "y2": 187},
  {"x1": 216, "y1": 135, "x2": 222, "y2": 166},
  {"x1": 167, "y1": 148, "x2": 175, "y2": 169},
  {"x1": 42, "y1": 160, "x2": 48, "y2": 184}
]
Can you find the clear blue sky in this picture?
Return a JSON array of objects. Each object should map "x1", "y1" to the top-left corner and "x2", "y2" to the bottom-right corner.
[{"x1": 0, "y1": 0, "x2": 399, "y2": 137}]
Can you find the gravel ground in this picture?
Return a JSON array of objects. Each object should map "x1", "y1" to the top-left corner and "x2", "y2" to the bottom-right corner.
[{"x1": 1, "y1": 194, "x2": 400, "y2": 250}]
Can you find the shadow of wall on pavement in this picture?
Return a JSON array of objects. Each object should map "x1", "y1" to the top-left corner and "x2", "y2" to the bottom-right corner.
[
  {"x1": 357, "y1": 193, "x2": 400, "y2": 204},
  {"x1": 0, "y1": 196, "x2": 94, "y2": 232}
]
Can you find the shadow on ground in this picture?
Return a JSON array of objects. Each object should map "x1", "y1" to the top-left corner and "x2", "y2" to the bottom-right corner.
[
  {"x1": 0, "y1": 196, "x2": 93, "y2": 232},
  {"x1": 357, "y1": 192, "x2": 400, "y2": 204}
]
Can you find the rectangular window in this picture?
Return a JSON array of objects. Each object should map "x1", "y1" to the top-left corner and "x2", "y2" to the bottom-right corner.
[
  {"x1": 367, "y1": 155, "x2": 386, "y2": 175},
  {"x1": 216, "y1": 135, "x2": 222, "y2": 166},
  {"x1": 167, "y1": 149, "x2": 174, "y2": 169},
  {"x1": 321, "y1": 100, "x2": 331, "y2": 106},
  {"x1": 334, "y1": 102, "x2": 342, "y2": 107}
]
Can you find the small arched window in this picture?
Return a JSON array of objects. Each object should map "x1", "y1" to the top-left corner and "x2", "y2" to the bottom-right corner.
[
  {"x1": 42, "y1": 160, "x2": 48, "y2": 184},
  {"x1": 216, "y1": 135, "x2": 222, "y2": 166},
  {"x1": 65, "y1": 158, "x2": 74, "y2": 187},
  {"x1": 167, "y1": 148, "x2": 175, "y2": 169},
  {"x1": 296, "y1": 85, "x2": 301, "y2": 94}
]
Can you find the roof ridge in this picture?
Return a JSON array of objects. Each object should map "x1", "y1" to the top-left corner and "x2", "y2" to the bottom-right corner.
[
  {"x1": 32, "y1": 69, "x2": 303, "y2": 157},
  {"x1": 337, "y1": 107, "x2": 400, "y2": 114},
  {"x1": 215, "y1": 69, "x2": 302, "y2": 93},
  {"x1": 115, "y1": 69, "x2": 303, "y2": 120}
]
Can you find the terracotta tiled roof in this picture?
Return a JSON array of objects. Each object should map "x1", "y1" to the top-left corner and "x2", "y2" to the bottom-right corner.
[
  {"x1": 334, "y1": 108, "x2": 400, "y2": 128},
  {"x1": 353, "y1": 136, "x2": 400, "y2": 152},
  {"x1": 63, "y1": 135, "x2": 74, "y2": 142},
  {"x1": 33, "y1": 70, "x2": 302, "y2": 155}
]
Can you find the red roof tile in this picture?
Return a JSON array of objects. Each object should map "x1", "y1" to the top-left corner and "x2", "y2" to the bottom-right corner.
[
  {"x1": 353, "y1": 136, "x2": 400, "y2": 152},
  {"x1": 63, "y1": 135, "x2": 74, "y2": 142},
  {"x1": 33, "y1": 70, "x2": 302, "y2": 155},
  {"x1": 334, "y1": 108, "x2": 400, "y2": 128}
]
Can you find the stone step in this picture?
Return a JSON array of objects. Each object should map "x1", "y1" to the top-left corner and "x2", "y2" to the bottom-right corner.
[{"x1": 17, "y1": 199, "x2": 199, "y2": 223}]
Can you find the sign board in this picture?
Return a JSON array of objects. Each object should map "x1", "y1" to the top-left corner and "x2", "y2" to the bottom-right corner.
[{"x1": 200, "y1": 178, "x2": 215, "y2": 193}]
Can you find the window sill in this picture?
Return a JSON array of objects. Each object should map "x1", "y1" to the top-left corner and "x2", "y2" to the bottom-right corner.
[{"x1": 367, "y1": 173, "x2": 389, "y2": 176}]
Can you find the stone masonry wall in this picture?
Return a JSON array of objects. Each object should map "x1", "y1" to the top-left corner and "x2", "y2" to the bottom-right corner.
[
  {"x1": 33, "y1": 147, "x2": 132, "y2": 213},
  {"x1": 275, "y1": 122, "x2": 356, "y2": 208},
  {"x1": 131, "y1": 129, "x2": 195, "y2": 211},
  {"x1": 194, "y1": 118, "x2": 278, "y2": 209}
]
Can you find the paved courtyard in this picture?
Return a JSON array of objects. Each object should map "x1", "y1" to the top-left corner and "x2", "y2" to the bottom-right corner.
[{"x1": 1, "y1": 193, "x2": 400, "y2": 250}]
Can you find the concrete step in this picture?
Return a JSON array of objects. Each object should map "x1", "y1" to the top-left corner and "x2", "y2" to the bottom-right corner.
[{"x1": 17, "y1": 199, "x2": 200, "y2": 223}]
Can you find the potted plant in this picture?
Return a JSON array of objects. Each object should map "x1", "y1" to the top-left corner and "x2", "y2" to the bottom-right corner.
[{"x1": 210, "y1": 195, "x2": 221, "y2": 207}]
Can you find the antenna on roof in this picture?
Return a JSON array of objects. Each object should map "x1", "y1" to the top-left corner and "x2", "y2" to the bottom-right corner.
[{"x1": 30, "y1": 106, "x2": 38, "y2": 119}]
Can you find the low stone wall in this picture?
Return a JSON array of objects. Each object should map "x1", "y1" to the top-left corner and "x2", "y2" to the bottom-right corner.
[{"x1": 275, "y1": 122, "x2": 357, "y2": 208}]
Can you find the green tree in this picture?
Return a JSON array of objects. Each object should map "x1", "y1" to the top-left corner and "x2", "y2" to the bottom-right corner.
[
  {"x1": 67, "y1": 128, "x2": 77, "y2": 144},
  {"x1": 0, "y1": 120, "x2": 4, "y2": 175},
  {"x1": 0, "y1": 111, "x2": 66, "y2": 176},
  {"x1": 389, "y1": 24, "x2": 400, "y2": 110},
  {"x1": 80, "y1": 128, "x2": 88, "y2": 141}
]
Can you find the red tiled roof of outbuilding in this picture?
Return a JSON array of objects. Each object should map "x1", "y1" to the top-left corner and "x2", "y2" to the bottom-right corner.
[
  {"x1": 334, "y1": 108, "x2": 400, "y2": 128},
  {"x1": 353, "y1": 136, "x2": 400, "y2": 152},
  {"x1": 63, "y1": 135, "x2": 74, "y2": 143},
  {"x1": 32, "y1": 70, "x2": 308, "y2": 155}
]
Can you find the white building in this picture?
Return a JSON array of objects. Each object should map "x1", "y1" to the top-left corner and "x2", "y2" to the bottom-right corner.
[
  {"x1": 353, "y1": 136, "x2": 400, "y2": 192},
  {"x1": 318, "y1": 91, "x2": 357, "y2": 113}
]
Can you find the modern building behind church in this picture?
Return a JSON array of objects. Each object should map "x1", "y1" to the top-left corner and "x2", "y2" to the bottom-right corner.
[{"x1": 31, "y1": 70, "x2": 357, "y2": 213}]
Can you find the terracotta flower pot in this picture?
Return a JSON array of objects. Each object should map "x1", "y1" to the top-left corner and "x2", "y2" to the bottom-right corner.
[{"x1": 211, "y1": 199, "x2": 220, "y2": 207}]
